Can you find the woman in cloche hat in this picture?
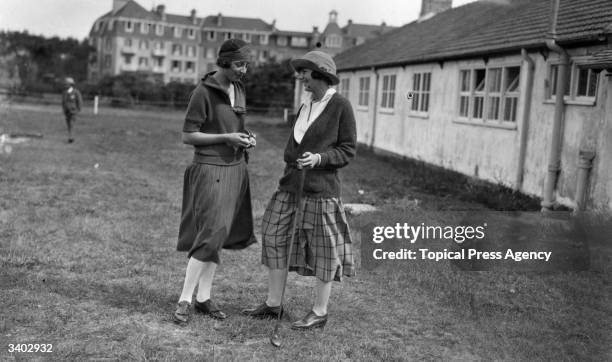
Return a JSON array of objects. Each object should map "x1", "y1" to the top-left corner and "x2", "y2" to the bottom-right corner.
[
  {"x1": 172, "y1": 38, "x2": 257, "y2": 325},
  {"x1": 243, "y1": 50, "x2": 357, "y2": 330}
]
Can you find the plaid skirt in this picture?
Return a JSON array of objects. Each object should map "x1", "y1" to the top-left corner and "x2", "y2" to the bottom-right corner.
[{"x1": 261, "y1": 190, "x2": 355, "y2": 282}]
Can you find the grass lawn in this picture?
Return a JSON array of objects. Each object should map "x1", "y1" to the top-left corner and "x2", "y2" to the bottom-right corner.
[{"x1": 1, "y1": 103, "x2": 611, "y2": 361}]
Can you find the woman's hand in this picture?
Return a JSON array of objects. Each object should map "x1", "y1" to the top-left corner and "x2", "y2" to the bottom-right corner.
[
  {"x1": 246, "y1": 132, "x2": 256, "y2": 149},
  {"x1": 225, "y1": 132, "x2": 252, "y2": 148},
  {"x1": 297, "y1": 152, "x2": 321, "y2": 169}
]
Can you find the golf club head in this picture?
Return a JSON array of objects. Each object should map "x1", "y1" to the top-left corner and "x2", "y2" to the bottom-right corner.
[{"x1": 270, "y1": 333, "x2": 281, "y2": 348}]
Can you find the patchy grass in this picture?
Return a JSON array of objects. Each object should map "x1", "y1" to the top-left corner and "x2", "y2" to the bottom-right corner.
[{"x1": 0, "y1": 103, "x2": 610, "y2": 361}]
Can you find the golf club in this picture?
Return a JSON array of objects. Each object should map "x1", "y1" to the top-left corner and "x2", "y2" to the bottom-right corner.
[{"x1": 270, "y1": 167, "x2": 306, "y2": 348}]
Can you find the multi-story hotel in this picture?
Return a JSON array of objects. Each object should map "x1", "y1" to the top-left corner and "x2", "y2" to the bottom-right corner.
[{"x1": 87, "y1": 0, "x2": 394, "y2": 84}]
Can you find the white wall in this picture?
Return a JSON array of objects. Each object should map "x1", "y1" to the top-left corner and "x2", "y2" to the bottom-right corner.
[{"x1": 338, "y1": 48, "x2": 612, "y2": 210}]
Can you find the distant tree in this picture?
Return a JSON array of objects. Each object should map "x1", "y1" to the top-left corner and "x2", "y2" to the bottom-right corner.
[
  {"x1": 244, "y1": 59, "x2": 295, "y2": 111},
  {"x1": 162, "y1": 81, "x2": 194, "y2": 108},
  {"x1": 89, "y1": 72, "x2": 194, "y2": 108},
  {"x1": 0, "y1": 31, "x2": 93, "y2": 92}
]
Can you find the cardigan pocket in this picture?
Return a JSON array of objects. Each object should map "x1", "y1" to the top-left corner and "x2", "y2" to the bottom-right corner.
[{"x1": 303, "y1": 169, "x2": 329, "y2": 194}]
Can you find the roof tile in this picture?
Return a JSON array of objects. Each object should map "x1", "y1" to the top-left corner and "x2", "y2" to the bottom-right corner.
[{"x1": 336, "y1": 0, "x2": 612, "y2": 70}]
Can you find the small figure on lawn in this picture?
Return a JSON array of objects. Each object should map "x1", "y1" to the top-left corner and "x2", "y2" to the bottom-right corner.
[{"x1": 61, "y1": 77, "x2": 82, "y2": 143}]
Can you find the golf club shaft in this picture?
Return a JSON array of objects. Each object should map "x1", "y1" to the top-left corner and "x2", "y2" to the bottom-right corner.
[{"x1": 272, "y1": 168, "x2": 306, "y2": 332}]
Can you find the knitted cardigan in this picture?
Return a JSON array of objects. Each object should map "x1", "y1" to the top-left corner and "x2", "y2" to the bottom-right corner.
[{"x1": 279, "y1": 93, "x2": 356, "y2": 198}]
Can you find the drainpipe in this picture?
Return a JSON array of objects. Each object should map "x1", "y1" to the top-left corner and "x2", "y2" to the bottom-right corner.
[
  {"x1": 370, "y1": 67, "x2": 379, "y2": 149},
  {"x1": 541, "y1": 0, "x2": 569, "y2": 211},
  {"x1": 575, "y1": 150, "x2": 596, "y2": 211},
  {"x1": 516, "y1": 49, "x2": 535, "y2": 190}
]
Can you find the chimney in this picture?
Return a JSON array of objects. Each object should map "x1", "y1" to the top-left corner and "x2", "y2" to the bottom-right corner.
[
  {"x1": 380, "y1": 21, "x2": 387, "y2": 33},
  {"x1": 156, "y1": 4, "x2": 166, "y2": 21},
  {"x1": 190, "y1": 9, "x2": 196, "y2": 25},
  {"x1": 217, "y1": 13, "x2": 223, "y2": 27},
  {"x1": 419, "y1": 0, "x2": 452, "y2": 18},
  {"x1": 312, "y1": 27, "x2": 321, "y2": 48},
  {"x1": 346, "y1": 19, "x2": 353, "y2": 35},
  {"x1": 112, "y1": 0, "x2": 128, "y2": 14},
  {"x1": 272, "y1": 19, "x2": 277, "y2": 30},
  {"x1": 329, "y1": 10, "x2": 338, "y2": 24}
]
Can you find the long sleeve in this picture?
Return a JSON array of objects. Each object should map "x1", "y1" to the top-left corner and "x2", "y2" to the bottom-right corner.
[{"x1": 318, "y1": 99, "x2": 356, "y2": 169}]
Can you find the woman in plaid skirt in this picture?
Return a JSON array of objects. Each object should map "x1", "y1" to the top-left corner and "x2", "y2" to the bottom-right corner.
[{"x1": 243, "y1": 50, "x2": 356, "y2": 329}]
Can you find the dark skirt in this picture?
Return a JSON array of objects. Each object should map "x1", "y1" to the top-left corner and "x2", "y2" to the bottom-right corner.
[
  {"x1": 261, "y1": 190, "x2": 355, "y2": 282},
  {"x1": 177, "y1": 160, "x2": 257, "y2": 263}
]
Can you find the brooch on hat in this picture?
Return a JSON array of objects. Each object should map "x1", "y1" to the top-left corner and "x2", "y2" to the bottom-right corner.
[{"x1": 319, "y1": 66, "x2": 329, "y2": 72}]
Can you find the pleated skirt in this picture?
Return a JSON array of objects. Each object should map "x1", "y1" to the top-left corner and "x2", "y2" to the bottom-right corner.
[
  {"x1": 177, "y1": 161, "x2": 257, "y2": 263},
  {"x1": 261, "y1": 190, "x2": 355, "y2": 282}
]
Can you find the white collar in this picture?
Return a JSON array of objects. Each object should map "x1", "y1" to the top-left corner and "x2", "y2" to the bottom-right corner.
[{"x1": 303, "y1": 88, "x2": 336, "y2": 106}]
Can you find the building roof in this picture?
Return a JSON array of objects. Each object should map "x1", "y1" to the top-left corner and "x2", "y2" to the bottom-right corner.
[
  {"x1": 322, "y1": 21, "x2": 342, "y2": 36},
  {"x1": 274, "y1": 30, "x2": 312, "y2": 38},
  {"x1": 335, "y1": 0, "x2": 612, "y2": 71},
  {"x1": 112, "y1": 0, "x2": 156, "y2": 21},
  {"x1": 90, "y1": 0, "x2": 202, "y2": 35},
  {"x1": 165, "y1": 13, "x2": 201, "y2": 27},
  {"x1": 343, "y1": 23, "x2": 394, "y2": 38},
  {"x1": 202, "y1": 15, "x2": 271, "y2": 31}
]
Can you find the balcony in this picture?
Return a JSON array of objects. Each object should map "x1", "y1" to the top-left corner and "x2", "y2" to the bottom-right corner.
[
  {"x1": 121, "y1": 46, "x2": 136, "y2": 54},
  {"x1": 152, "y1": 48, "x2": 166, "y2": 57}
]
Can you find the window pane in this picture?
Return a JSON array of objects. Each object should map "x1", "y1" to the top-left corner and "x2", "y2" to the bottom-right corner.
[
  {"x1": 576, "y1": 68, "x2": 589, "y2": 96},
  {"x1": 505, "y1": 67, "x2": 520, "y2": 92},
  {"x1": 550, "y1": 65, "x2": 558, "y2": 96},
  {"x1": 381, "y1": 92, "x2": 388, "y2": 108},
  {"x1": 460, "y1": 96, "x2": 469, "y2": 117},
  {"x1": 474, "y1": 69, "x2": 486, "y2": 92},
  {"x1": 460, "y1": 70, "x2": 471, "y2": 92},
  {"x1": 413, "y1": 73, "x2": 421, "y2": 91},
  {"x1": 504, "y1": 97, "x2": 518, "y2": 122},
  {"x1": 382, "y1": 76, "x2": 389, "y2": 91},
  {"x1": 421, "y1": 93, "x2": 429, "y2": 112},
  {"x1": 423, "y1": 73, "x2": 431, "y2": 91},
  {"x1": 473, "y1": 96, "x2": 483, "y2": 118},
  {"x1": 488, "y1": 68, "x2": 501, "y2": 92},
  {"x1": 587, "y1": 69, "x2": 598, "y2": 97},
  {"x1": 412, "y1": 93, "x2": 419, "y2": 111},
  {"x1": 488, "y1": 96, "x2": 500, "y2": 120}
]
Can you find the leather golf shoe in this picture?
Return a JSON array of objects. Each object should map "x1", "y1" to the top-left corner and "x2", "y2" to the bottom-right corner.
[
  {"x1": 242, "y1": 302, "x2": 282, "y2": 319},
  {"x1": 173, "y1": 301, "x2": 190, "y2": 325},
  {"x1": 194, "y1": 299, "x2": 227, "y2": 320},
  {"x1": 291, "y1": 310, "x2": 327, "y2": 330}
]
